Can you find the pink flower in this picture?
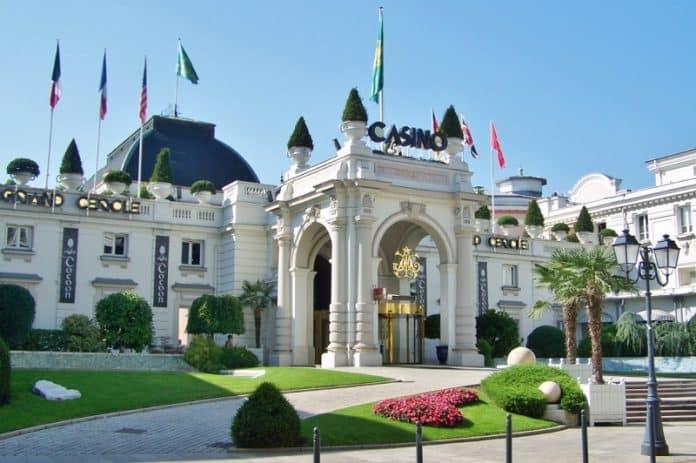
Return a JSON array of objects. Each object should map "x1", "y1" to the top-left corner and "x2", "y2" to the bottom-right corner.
[{"x1": 373, "y1": 388, "x2": 478, "y2": 427}]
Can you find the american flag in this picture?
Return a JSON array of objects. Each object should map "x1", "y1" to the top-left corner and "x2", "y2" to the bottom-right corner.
[
  {"x1": 461, "y1": 114, "x2": 478, "y2": 159},
  {"x1": 99, "y1": 51, "x2": 107, "y2": 120},
  {"x1": 139, "y1": 58, "x2": 147, "y2": 125}
]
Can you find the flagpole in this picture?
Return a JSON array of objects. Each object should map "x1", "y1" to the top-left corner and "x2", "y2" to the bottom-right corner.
[
  {"x1": 45, "y1": 109, "x2": 54, "y2": 190},
  {"x1": 175, "y1": 39, "x2": 181, "y2": 117},
  {"x1": 490, "y1": 124, "x2": 496, "y2": 234},
  {"x1": 137, "y1": 124, "x2": 143, "y2": 197},
  {"x1": 94, "y1": 118, "x2": 102, "y2": 193}
]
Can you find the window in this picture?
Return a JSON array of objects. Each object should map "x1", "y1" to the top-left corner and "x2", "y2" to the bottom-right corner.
[
  {"x1": 181, "y1": 240, "x2": 203, "y2": 266},
  {"x1": 636, "y1": 214, "x2": 649, "y2": 241},
  {"x1": 6, "y1": 225, "x2": 33, "y2": 250},
  {"x1": 678, "y1": 205, "x2": 693, "y2": 234},
  {"x1": 103, "y1": 233, "x2": 127, "y2": 256},
  {"x1": 503, "y1": 264, "x2": 518, "y2": 288}
]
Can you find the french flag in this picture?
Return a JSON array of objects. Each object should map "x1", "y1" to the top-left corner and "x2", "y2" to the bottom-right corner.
[
  {"x1": 99, "y1": 51, "x2": 107, "y2": 120},
  {"x1": 49, "y1": 42, "x2": 61, "y2": 109}
]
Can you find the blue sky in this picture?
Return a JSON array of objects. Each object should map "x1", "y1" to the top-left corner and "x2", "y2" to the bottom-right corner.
[{"x1": 1, "y1": 1, "x2": 695, "y2": 196}]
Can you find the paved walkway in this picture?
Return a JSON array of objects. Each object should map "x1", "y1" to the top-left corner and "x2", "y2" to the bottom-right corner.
[{"x1": 1, "y1": 366, "x2": 696, "y2": 462}]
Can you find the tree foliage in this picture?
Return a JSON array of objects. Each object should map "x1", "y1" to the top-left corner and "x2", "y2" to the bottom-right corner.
[
  {"x1": 239, "y1": 280, "x2": 276, "y2": 348},
  {"x1": 439, "y1": 105, "x2": 463, "y2": 138},
  {"x1": 524, "y1": 199, "x2": 544, "y2": 226},
  {"x1": 61, "y1": 314, "x2": 103, "y2": 352},
  {"x1": 474, "y1": 205, "x2": 491, "y2": 220},
  {"x1": 476, "y1": 309, "x2": 519, "y2": 358},
  {"x1": 575, "y1": 206, "x2": 594, "y2": 233},
  {"x1": 0, "y1": 284, "x2": 36, "y2": 349},
  {"x1": 287, "y1": 116, "x2": 314, "y2": 150},
  {"x1": 526, "y1": 325, "x2": 565, "y2": 358},
  {"x1": 186, "y1": 294, "x2": 244, "y2": 337},
  {"x1": 94, "y1": 292, "x2": 153, "y2": 351},
  {"x1": 59, "y1": 139, "x2": 84, "y2": 175},
  {"x1": 150, "y1": 148, "x2": 173, "y2": 183},
  {"x1": 341, "y1": 88, "x2": 368, "y2": 122}
]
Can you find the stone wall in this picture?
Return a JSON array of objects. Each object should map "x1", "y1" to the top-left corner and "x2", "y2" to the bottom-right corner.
[{"x1": 10, "y1": 351, "x2": 195, "y2": 371}]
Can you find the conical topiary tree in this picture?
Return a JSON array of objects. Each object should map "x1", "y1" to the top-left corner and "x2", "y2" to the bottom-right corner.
[
  {"x1": 287, "y1": 116, "x2": 314, "y2": 150},
  {"x1": 59, "y1": 139, "x2": 84, "y2": 175},
  {"x1": 474, "y1": 205, "x2": 491, "y2": 220},
  {"x1": 575, "y1": 206, "x2": 594, "y2": 233},
  {"x1": 524, "y1": 200, "x2": 544, "y2": 226},
  {"x1": 341, "y1": 88, "x2": 368, "y2": 122},
  {"x1": 150, "y1": 148, "x2": 173, "y2": 183},
  {"x1": 440, "y1": 105, "x2": 463, "y2": 138}
]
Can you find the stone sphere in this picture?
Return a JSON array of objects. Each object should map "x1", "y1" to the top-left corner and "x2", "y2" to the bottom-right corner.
[
  {"x1": 538, "y1": 381, "x2": 561, "y2": 403},
  {"x1": 506, "y1": 346, "x2": 536, "y2": 366}
]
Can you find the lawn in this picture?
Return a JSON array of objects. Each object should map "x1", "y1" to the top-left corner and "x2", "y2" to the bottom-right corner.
[
  {"x1": 301, "y1": 390, "x2": 557, "y2": 445},
  {"x1": 0, "y1": 367, "x2": 388, "y2": 434}
]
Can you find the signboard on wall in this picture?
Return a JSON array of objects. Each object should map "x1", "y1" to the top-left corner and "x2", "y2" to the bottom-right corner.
[
  {"x1": 59, "y1": 228, "x2": 78, "y2": 303},
  {"x1": 153, "y1": 236, "x2": 169, "y2": 307}
]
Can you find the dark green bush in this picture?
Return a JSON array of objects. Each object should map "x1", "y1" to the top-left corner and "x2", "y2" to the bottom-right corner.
[
  {"x1": 22, "y1": 329, "x2": 66, "y2": 351},
  {"x1": 190, "y1": 179, "x2": 216, "y2": 194},
  {"x1": 424, "y1": 314, "x2": 440, "y2": 339},
  {"x1": 481, "y1": 364, "x2": 586, "y2": 417},
  {"x1": 103, "y1": 170, "x2": 132, "y2": 184},
  {"x1": 150, "y1": 148, "x2": 173, "y2": 183},
  {"x1": 61, "y1": 314, "x2": 103, "y2": 352},
  {"x1": 600, "y1": 228, "x2": 617, "y2": 238},
  {"x1": 220, "y1": 346, "x2": 259, "y2": 369},
  {"x1": 187, "y1": 294, "x2": 244, "y2": 337},
  {"x1": 94, "y1": 292, "x2": 153, "y2": 351},
  {"x1": 578, "y1": 324, "x2": 618, "y2": 357},
  {"x1": 231, "y1": 382, "x2": 302, "y2": 448},
  {"x1": 526, "y1": 325, "x2": 565, "y2": 358},
  {"x1": 474, "y1": 205, "x2": 491, "y2": 220},
  {"x1": 0, "y1": 284, "x2": 36, "y2": 349},
  {"x1": 476, "y1": 309, "x2": 519, "y2": 358},
  {"x1": 497, "y1": 215, "x2": 519, "y2": 226},
  {"x1": 287, "y1": 116, "x2": 314, "y2": 150},
  {"x1": 655, "y1": 322, "x2": 692, "y2": 356},
  {"x1": 524, "y1": 200, "x2": 544, "y2": 227},
  {"x1": 183, "y1": 336, "x2": 223, "y2": 373},
  {"x1": 477, "y1": 339, "x2": 494, "y2": 367},
  {"x1": 59, "y1": 139, "x2": 84, "y2": 175},
  {"x1": 139, "y1": 185, "x2": 154, "y2": 199},
  {"x1": 0, "y1": 337, "x2": 9, "y2": 405},
  {"x1": 7, "y1": 158, "x2": 40, "y2": 177},
  {"x1": 439, "y1": 105, "x2": 463, "y2": 138},
  {"x1": 575, "y1": 206, "x2": 594, "y2": 233},
  {"x1": 551, "y1": 223, "x2": 569, "y2": 233},
  {"x1": 341, "y1": 88, "x2": 368, "y2": 122}
]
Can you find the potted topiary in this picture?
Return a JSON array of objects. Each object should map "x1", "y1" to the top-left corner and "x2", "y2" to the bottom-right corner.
[
  {"x1": 474, "y1": 205, "x2": 491, "y2": 233},
  {"x1": 190, "y1": 179, "x2": 216, "y2": 204},
  {"x1": 600, "y1": 227, "x2": 618, "y2": 246},
  {"x1": 575, "y1": 206, "x2": 595, "y2": 244},
  {"x1": 524, "y1": 199, "x2": 545, "y2": 239},
  {"x1": 551, "y1": 222, "x2": 569, "y2": 241},
  {"x1": 497, "y1": 215, "x2": 519, "y2": 236},
  {"x1": 6, "y1": 158, "x2": 40, "y2": 186},
  {"x1": 102, "y1": 170, "x2": 131, "y2": 195},
  {"x1": 286, "y1": 116, "x2": 313, "y2": 174},
  {"x1": 147, "y1": 148, "x2": 174, "y2": 200},
  {"x1": 57, "y1": 139, "x2": 84, "y2": 191},
  {"x1": 339, "y1": 88, "x2": 370, "y2": 155},
  {"x1": 440, "y1": 105, "x2": 464, "y2": 160}
]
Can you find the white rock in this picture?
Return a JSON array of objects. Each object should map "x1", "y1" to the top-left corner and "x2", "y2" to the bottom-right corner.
[
  {"x1": 33, "y1": 380, "x2": 81, "y2": 401},
  {"x1": 538, "y1": 381, "x2": 561, "y2": 403},
  {"x1": 507, "y1": 347, "x2": 536, "y2": 366}
]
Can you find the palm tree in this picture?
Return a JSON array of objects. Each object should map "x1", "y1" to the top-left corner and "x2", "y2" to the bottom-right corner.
[
  {"x1": 532, "y1": 248, "x2": 584, "y2": 363},
  {"x1": 239, "y1": 279, "x2": 275, "y2": 348}
]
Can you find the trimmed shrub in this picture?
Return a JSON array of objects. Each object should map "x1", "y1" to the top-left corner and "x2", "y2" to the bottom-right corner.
[
  {"x1": 59, "y1": 139, "x2": 84, "y2": 175},
  {"x1": 150, "y1": 148, "x2": 173, "y2": 183},
  {"x1": 476, "y1": 309, "x2": 519, "y2": 358},
  {"x1": 139, "y1": 185, "x2": 154, "y2": 199},
  {"x1": 231, "y1": 382, "x2": 302, "y2": 448},
  {"x1": 103, "y1": 170, "x2": 132, "y2": 185},
  {"x1": 0, "y1": 337, "x2": 9, "y2": 405},
  {"x1": 551, "y1": 223, "x2": 569, "y2": 233},
  {"x1": 184, "y1": 336, "x2": 223, "y2": 373},
  {"x1": 341, "y1": 88, "x2": 368, "y2": 122},
  {"x1": 476, "y1": 339, "x2": 494, "y2": 367},
  {"x1": 497, "y1": 215, "x2": 519, "y2": 226},
  {"x1": 424, "y1": 314, "x2": 440, "y2": 339},
  {"x1": 474, "y1": 205, "x2": 491, "y2": 220},
  {"x1": 575, "y1": 206, "x2": 594, "y2": 233},
  {"x1": 7, "y1": 158, "x2": 40, "y2": 177},
  {"x1": 190, "y1": 179, "x2": 216, "y2": 194},
  {"x1": 439, "y1": 105, "x2": 463, "y2": 138},
  {"x1": 187, "y1": 294, "x2": 245, "y2": 337},
  {"x1": 0, "y1": 284, "x2": 36, "y2": 349},
  {"x1": 94, "y1": 292, "x2": 153, "y2": 351},
  {"x1": 481, "y1": 364, "x2": 586, "y2": 417},
  {"x1": 22, "y1": 329, "x2": 66, "y2": 351},
  {"x1": 526, "y1": 325, "x2": 565, "y2": 358},
  {"x1": 61, "y1": 314, "x2": 103, "y2": 352},
  {"x1": 524, "y1": 200, "x2": 544, "y2": 227},
  {"x1": 220, "y1": 346, "x2": 259, "y2": 369},
  {"x1": 287, "y1": 116, "x2": 314, "y2": 150},
  {"x1": 373, "y1": 388, "x2": 478, "y2": 427},
  {"x1": 600, "y1": 228, "x2": 618, "y2": 238},
  {"x1": 566, "y1": 231, "x2": 579, "y2": 243}
]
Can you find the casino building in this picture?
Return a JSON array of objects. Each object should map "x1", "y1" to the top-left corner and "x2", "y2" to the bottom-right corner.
[{"x1": 2, "y1": 112, "x2": 695, "y2": 366}]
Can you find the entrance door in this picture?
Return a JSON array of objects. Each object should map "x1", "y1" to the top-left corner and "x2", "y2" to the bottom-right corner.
[{"x1": 313, "y1": 310, "x2": 330, "y2": 364}]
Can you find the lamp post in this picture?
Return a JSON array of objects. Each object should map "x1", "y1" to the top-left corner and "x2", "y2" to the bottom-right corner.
[{"x1": 612, "y1": 230, "x2": 680, "y2": 461}]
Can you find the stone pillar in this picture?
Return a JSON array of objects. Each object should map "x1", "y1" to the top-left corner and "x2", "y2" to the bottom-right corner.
[
  {"x1": 290, "y1": 267, "x2": 315, "y2": 365},
  {"x1": 450, "y1": 226, "x2": 483, "y2": 366},
  {"x1": 322, "y1": 218, "x2": 349, "y2": 367},
  {"x1": 269, "y1": 230, "x2": 293, "y2": 366},
  {"x1": 353, "y1": 215, "x2": 382, "y2": 366}
]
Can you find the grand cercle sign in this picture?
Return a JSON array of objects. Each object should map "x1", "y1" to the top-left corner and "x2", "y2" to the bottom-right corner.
[
  {"x1": 1, "y1": 188, "x2": 141, "y2": 214},
  {"x1": 473, "y1": 234, "x2": 529, "y2": 250}
]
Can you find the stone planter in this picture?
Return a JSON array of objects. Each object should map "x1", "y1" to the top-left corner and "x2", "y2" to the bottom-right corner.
[
  {"x1": 580, "y1": 380, "x2": 626, "y2": 425},
  {"x1": 553, "y1": 230, "x2": 568, "y2": 241},
  {"x1": 192, "y1": 190, "x2": 212, "y2": 204},
  {"x1": 11, "y1": 171, "x2": 35, "y2": 186},
  {"x1": 287, "y1": 146, "x2": 311, "y2": 175},
  {"x1": 475, "y1": 218, "x2": 490, "y2": 233},
  {"x1": 525, "y1": 225, "x2": 544, "y2": 239},
  {"x1": 445, "y1": 137, "x2": 464, "y2": 164},
  {"x1": 339, "y1": 120, "x2": 370, "y2": 156},
  {"x1": 500, "y1": 224, "x2": 516, "y2": 236},
  {"x1": 576, "y1": 231, "x2": 595, "y2": 245},
  {"x1": 147, "y1": 182, "x2": 173, "y2": 200},
  {"x1": 105, "y1": 181, "x2": 127, "y2": 195},
  {"x1": 57, "y1": 173, "x2": 83, "y2": 191}
]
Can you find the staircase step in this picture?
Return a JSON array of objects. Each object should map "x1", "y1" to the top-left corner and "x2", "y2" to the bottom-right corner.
[{"x1": 620, "y1": 379, "x2": 696, "y2": 424}]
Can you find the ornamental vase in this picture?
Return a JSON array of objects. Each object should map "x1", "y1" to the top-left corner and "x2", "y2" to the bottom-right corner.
[
  {"x1": 57, "y1": 173, "x2": 83, "y2": 191},
  {"x1": 105, "y1": 181, "x2": 127, "y2": 195},
  {"x1": 11, "y1": 171, "x2": 35, "y2": 186},
  {"x1": 147, "y1": 182, "x2": 173, "y2": 201}
]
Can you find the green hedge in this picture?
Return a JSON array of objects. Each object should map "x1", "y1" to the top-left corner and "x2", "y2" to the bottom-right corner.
[
  {"x1": 0, "y1": 284, "x2": 36, "y2": 349},
  {"x1": 184, "y1": 336, "x2": 223, "y2": 373},
  {"x1": 220, "y1": 346, "x2": 259, "y2": 369},
  {"x1": 481, "y1": 364, "x2": 586, "y2": 417},
  {"x1": 22, "y1": 329, "x2": 66, "y2": 351},
  {"x1": 94, "y1": 292, "x2": 153, "y2": 351},
  {"x1": 61, "y1": 315, "x2": 103, "y2": 352},
  {"x1": 0, "y1": 337, "x2": 10, "y2": 405},
  {"x1": 526, "y1": 325, "x2": 565, "y2": 358}
]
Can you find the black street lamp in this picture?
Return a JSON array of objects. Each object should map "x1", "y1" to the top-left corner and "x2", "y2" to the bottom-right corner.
[{"x1": 612, "y1": 230, "x2": 680, "y2": 461}]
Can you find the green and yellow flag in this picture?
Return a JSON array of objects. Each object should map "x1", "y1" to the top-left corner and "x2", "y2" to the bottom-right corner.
[
  {"x1": 369, "y1": 8, "x2": 383, "y2": 103},
  {"x1": 177, "y1": 40, "x2": 199, "y2": 84}
]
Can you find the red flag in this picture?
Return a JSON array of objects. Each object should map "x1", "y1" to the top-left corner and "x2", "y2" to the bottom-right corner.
[
  {"x1": 99, "y1": 51, "x2": 107, "y2": 120},
  {"x1": 490, "y1": 120, "x2": 506, "y2": 169},
  {"x1": 461, "y1": 114, "x2": 478, "y2": 159},
  {"x1": 49, "y1": 42, "x2": 61, "y2": 109},
  {"x1": 139, "y1": 58, "x2": 147, "y2": 124},
  {"x1": 431, "y1": 109, "x2": 439, "y2": 133}
]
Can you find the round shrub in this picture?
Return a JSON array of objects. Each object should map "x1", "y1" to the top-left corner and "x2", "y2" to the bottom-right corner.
[
  {"x1": 220, "y1": 346, "x2": 259, "y2": 369},
  {"x1": 600, "y1": 228, "x2": 617, "y2": 238},
  {"x1": 183, "y1": 336, "x2": 223, "y2": 373},
  {"x1": 0, "y1": 337, "x2": 10, "y2": 405},
  {"x1": 551, "y1": 223, "x2": 569, "y2": 233},
  {"x1": 232, "y1": 382, "x2": 302, "y2": 448},
  {"x1": 103, "y1": 170, "x2": 132, "y2": 185},
  {"x1": 187, "y1": 294, "x2": 245, "y2": 337},
  {"x1": 526, "y1": 325, "x2": 565, "y2": 358},
  {"x1": 190, "y1": 179, "x2": 216, "y2": 194},
  {"x1": 476, "y1": 309, "x2": 519, "y2": 358},
  {"x1": 7, "y1": 158, "x2": 40, "y2": 177},
  {"x1": 0, "y1": 284, "x2": 36, "y2": 349},
  {"x1": 94, "y1": 292, "x2": 153, "y2": 351},
  {"x1": 474, "y1": 205, "x2": 491, "y2": 220},
  {"x1": 424, "y1": 314, "x2": 440, "y2": 339},
  {"x1": 497, "y1": 215, "x2": 519, "y2": 226},
  {"x1": 61, "y1": 314, "x2": 103, "y2": 352},
  {"x1": 480, "y1": 364, "x2": 586, "y2": 417}
]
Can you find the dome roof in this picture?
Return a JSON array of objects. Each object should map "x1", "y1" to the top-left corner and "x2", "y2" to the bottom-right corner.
[{"x1": 116, "y1": 116, "x2": 258, "y2": 189}]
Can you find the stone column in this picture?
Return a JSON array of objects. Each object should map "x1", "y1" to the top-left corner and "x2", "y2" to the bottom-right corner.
[
  {"x1": 450, "y1": 226, "x2": 483, "y2": 366},
  {"x1": 353, "y1": 215, "x2": 382, "y2": 366},
  {"x1": 322, "y1": 218, "x2": 349, "y2": 367},
  {"x1": 270, "y1": 229, "x2": 293, "y2": 366},
  {"x1": 290, "y1": 266, "x2": 315, "y2": 365}
]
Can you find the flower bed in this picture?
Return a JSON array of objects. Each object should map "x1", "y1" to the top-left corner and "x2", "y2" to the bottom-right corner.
[{"x1": 373, "y1": 388, "x2": 478, "y2": 427}]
